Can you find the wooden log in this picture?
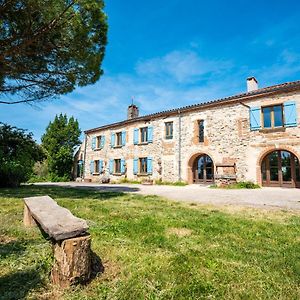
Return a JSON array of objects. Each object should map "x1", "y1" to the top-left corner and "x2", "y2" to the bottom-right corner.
[
  {"x1": 23, "y1": 196, "x2": 88, "y2": 240},
  {"x1": 51, "y1": 234, "x2": 92, "y2": 287},
  {"x1": 23, "y1": 204, "x2": 36, "y2": 227}
]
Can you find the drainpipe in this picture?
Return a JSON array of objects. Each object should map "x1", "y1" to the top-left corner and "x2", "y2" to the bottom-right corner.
[
  {"x1": 82, "y1": 133, "x2": 88, "y2": 180},
  {"x1": 178, "y1": 109, "x2": 182, "y2": 182}
]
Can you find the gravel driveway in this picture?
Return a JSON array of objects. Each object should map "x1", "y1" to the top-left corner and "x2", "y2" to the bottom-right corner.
[{"x1": 35, "y1": 182, "x2": 300, "y2": 211}]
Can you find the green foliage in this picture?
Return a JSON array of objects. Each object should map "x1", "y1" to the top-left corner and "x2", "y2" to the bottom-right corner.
[
  {"x1": 155, "y1": 179, "x2": 188, "y2": 186},
  {"x1": 0, "y1": 0, "x2": 107, "y2": 104},
  {"x1": 1, "y1": 185, "x2": 300, "y2": 299},
  {"x1": 0, "y1": 123, "x2": 44, "y2": 187},
  {"x1": 41, "y1": 114, "x2": 81, "y2": 180},
  {"x1": 210, "y1": 181, "x2": 261, "y2": 189}
]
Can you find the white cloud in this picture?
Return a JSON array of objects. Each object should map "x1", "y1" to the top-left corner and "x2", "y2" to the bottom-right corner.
[{"x1": 136, "y1": 50, "x2": 232, "y2": 83}]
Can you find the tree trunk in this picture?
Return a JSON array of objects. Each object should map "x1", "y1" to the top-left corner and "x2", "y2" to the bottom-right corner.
[{"x1": 51, "y1": 234, "x2": 91, "y2": 287}]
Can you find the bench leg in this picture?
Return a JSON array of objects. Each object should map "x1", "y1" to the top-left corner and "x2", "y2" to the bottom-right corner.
[
  {"x1": 23, "y1": 204, "x2": 36, "y2": 227},
  {"x1": 51, "y1": 234, "x2": 91, "y2": 287}
]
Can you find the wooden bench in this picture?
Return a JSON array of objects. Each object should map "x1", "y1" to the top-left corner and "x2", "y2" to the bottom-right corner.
[{"x1": 23, "y1": 195, "x2": 92, "y2": 287}]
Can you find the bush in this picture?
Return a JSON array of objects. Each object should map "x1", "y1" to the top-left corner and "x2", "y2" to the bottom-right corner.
[
  {"x1": 210, "y1": 181, "x2": 260, "y2": 189},
  {"x1": 0, "y1": 123, "x2": 44, "y2": 187}
]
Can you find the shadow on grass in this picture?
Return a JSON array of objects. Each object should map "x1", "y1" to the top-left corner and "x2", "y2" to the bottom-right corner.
[
  {"x1": 0, "y1": 184, "x2": 139, "y2": 201},
  {"x1": 0, "y1": 240, "x2": 27, "y2": 259},
  {"x1": 0, "y1": 268, "x2": 43, "y2": 300}
]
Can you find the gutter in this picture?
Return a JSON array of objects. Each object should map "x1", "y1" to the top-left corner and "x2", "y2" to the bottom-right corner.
[
  {"x1": 178, "y1": 109, "x2": 182, "y2": 182},
  {"x1": 82, "y1": 133, "x2": 88, "y2": 180}
]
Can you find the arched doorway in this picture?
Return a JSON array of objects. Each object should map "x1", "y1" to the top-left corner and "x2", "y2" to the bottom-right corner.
[
  {"x1": 261, "y1": 150, "x2": 300, "y2": 188},
  {"x1": 192, "y1": 154, "x2": 214, "y2": 184}
]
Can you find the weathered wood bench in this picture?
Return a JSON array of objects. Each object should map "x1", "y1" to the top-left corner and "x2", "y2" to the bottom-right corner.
[{"x1": 23, "y1": 195, "x2": 92, "y2": 287}]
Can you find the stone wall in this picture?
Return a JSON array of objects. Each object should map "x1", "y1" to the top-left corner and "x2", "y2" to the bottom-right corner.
[{"x1": 81, "y1": 90, "x2": 300, "y2": 185}]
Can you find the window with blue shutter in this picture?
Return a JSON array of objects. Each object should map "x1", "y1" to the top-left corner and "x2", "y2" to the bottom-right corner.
[
  {"x1": 134, "y1": 128, "x2": 139, "y2": 145},
  {"x1": 100, "y1": 136, "x2": 105, "y2": 148},
  {"x1": 133, "y1": 158, "x2": 138, "y2": 175},
  {"x1": 99, "y1": 160, "x2": 103, "y2": 173},
  {"x1": 121, "y1": 159, "x2": 125, "y2": 174},
  {"x1": 147, "y1": 157, "x2": 153, "y2": 174},
  {"x1": 284, "y1": 101, "x2": 297, "y2": 127},
  {"x1": 91, "y1": 137, "x2": 96, "y2": 150},
  {"x1": 148, "y1": 126, "x2": 153, "y2": 142},
  {"x1": 90, "y1": 160, "x2": 94, "y2": 174},
  {"x1": 111, "y1": 133, "x2": 115, "y2": 148},
  {"x1": 109, "y1": 159, "x2": 114, "y2": 174},
  {"x1": 249, "y1": 107, "x2": 261, "y2": 130},
  {"x1": 122, "y1": 131, "x2": 126, "y2": 146}
]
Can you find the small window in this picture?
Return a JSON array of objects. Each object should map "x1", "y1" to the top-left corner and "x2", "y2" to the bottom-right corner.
[
  {"x1": 116, "y1": 132, "x2": 122, "y2": 146},
  {"x1": 198, "y1": 120, "x2": 204, "y2": 143},
  {"x1": 140, "y1": 127, "x2": 148, "y2": 143},
  {"x1": 139, "y1": 157, "x2": 148, "y2": 174},
  {"x1": 94, "y1": 160, "x2": 99, "y2": 173},
  {"x1": 262, "y1": 105, "x2": 283, "y2": 128},
  {"x1": 96, "y1": 136, "x2": 102, "y2": 148},
  {"x1": 165, "y1": 122, "x2": 173, "y2": 139},
  {"x1": 115, "y1": 159, "x2": 121, "y2": 173}
]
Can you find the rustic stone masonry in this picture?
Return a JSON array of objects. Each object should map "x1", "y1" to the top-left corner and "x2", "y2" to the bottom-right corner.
[{"x1": 75, "y1": 79, "x2": 300, "y2": 188}]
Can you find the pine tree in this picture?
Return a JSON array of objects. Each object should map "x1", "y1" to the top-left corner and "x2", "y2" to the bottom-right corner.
[{"x1": 0, "y1": 0, "x2": 107, "y2": 104}]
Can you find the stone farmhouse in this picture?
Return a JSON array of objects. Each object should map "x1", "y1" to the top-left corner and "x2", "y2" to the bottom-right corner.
[{"x1": 75, "y1": 77, "x2": 300, "y2": 188}]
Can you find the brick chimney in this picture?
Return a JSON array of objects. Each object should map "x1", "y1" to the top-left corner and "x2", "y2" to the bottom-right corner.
[
  {"x1": 247, "y1": 77, "x2": 258, "y2": 92},
  {"x1": 127, "y1": 104, "x2": 139, "y2": 119}
]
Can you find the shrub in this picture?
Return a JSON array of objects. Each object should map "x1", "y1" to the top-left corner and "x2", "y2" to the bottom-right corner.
[{"x1": 0, "y1": 123, "x2": 44, "y2": 187}]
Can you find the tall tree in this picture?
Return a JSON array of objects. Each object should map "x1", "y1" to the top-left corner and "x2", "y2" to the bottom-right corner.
[
  {"x1": 0, "y1": 123, "x2": 44, "y2": 187},
  {"x1": 0, "y1": 0, "x2": 107, "y2": 104},
  {"x1": 42, "y1": 114, "x2": 81, "y2": 180}
]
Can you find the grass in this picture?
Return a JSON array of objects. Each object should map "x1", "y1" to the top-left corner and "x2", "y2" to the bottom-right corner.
[
  {"x1": 1, "y1": 185, "x2": 300, "y2": 299},
  {"x1": 154, "y1": 180, "x2": 188, "y2": 186},
  {"x1": 210, "y1": 181, "x2": 261, "y2": 189}
]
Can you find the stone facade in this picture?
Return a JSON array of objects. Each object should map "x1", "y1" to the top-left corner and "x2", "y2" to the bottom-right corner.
[{"x1": 76, "y1": 80, "x2": 300, "y2": 187}]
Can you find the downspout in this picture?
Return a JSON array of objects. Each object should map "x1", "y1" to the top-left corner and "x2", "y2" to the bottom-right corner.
[
  {"x1": 82, "y1": 133, "x2": 88, "y2": 180},
  {"x1": 178, "y1": 109, "x2": 182, "y2": 182}
]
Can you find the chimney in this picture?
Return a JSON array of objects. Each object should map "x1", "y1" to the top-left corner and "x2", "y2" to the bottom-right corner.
[
  {"x1": 247, "y1": 77, "x2": 258, "y2": 92},
  {"x1": 127, "y1": 104, "x2": 139, "y2": 119}
]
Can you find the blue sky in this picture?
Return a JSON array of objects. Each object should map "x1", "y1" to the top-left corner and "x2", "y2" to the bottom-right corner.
[{"x1": 1, "y1": 0, "x2": 300, "y2": 142}]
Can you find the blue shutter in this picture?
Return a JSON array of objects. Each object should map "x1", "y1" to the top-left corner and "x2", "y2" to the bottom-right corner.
[
  {"x1": 148, "y1": 126, "x2": 153, "y2": 142},
  {"x1": 249, "y1": 107, "x2": 261, "y2": 130},
  {"x1": 99, "y1": 160, "x2": 103, "y2": 173},
  {"x1": 91, "y1": 137, "x2": 96, "y2": 150},
  {"x1": 284, "y1": 101, "x2": 297, "y2": 127},
  {"x1": 111, "y1": 133, "x2": 115, "y2": 148},
  {"x1": 90, "y1": 160, "x2": 94, "y2": 174},
  {"x1": 133, "y1": 158, "x2": 138, "y2": 175},
  {"x1": 100, "y1": 136, "x2": 105, "y2": 148},
  {"x1": 109, "y1": 159, "x2": 114, "y2": 174},
  {"x1": 121, "y1": 159, "x2": 125, "y2": 174},
  {"x1": 122, "y1": 131, "x2": 126, "y2": 146},
  {"x1": 134, "y1": 128, "x2": 139, "y2": 145},
  {"x1": 147, "y1": 157, "x2": 153, "y2": 174}
]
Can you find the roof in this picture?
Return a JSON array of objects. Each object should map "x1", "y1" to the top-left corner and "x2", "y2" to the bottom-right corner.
[{"x1": 85, "y1": 79, "x2": 300, "y2": 134}]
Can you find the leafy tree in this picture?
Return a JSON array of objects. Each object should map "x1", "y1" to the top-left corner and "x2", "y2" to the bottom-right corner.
[
  {"x1": 42, "y1": 114, "x2": 81, "y2": 180},
  {"x1": 0, "y1": 123, "x2": 44, "y2": 187},
  {"x1": 0, "y1": 0, "x2": 107, "y2": 104}
]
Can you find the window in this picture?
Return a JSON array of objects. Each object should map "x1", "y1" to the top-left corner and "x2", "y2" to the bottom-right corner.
[
  {"x1": 116, "y1": 132, "x2": 122, "y2": 146},
  {"x1": 115, "y1": 159, "x2": 121, "y2": 173},
  {"x1": 262, "y1": 105, "x2": 283, "y2": 128},
  {"x1": 96, "y1": 136, "x2": 102, "y2": 148},
  {"x1": 139, "y1": 157, "x2": 148, "y2": 174},
  {"x1": 94, "y1": 160, "x2": 100, "y2": 173},
  {"x1": 140, "y1": 127, "x2": 148, "y2": 143},
  {"x1": 165, "y1": 122, "x2": 173, "y2": 139},
  {"x1": 198, "y1": 120, "x2": 204, "y2": 142}
]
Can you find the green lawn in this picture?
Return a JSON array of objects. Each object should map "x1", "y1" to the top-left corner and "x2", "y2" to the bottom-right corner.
[{"x1": 1, "y1": 185, "x2": 300, "y2": 300}]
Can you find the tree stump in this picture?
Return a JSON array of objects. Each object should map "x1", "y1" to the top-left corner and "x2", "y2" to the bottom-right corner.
[
  {"x1": 23, "y1": 204, "x2": 36, "y2": 227},
  {"x1": 51, "y1": 234, "x2": 92, "y2": 287}
]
